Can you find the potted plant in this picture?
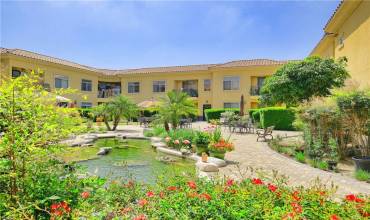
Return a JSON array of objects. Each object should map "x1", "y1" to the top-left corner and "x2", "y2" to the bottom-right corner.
[
  {"x1": 208, "y1": 138, "x2": 234, "y2": 159},
  {"x1": 337, "y1": 90, "x2": 370, "y2": 172},
  {"x1": 194, "y1": 131, "x2": 210, "y2": 156}
]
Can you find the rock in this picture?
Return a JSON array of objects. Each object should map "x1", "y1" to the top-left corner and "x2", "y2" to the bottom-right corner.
[
  {"x1": 150, "y1": 137, "x2": 162, "y2": 143},
  {"x1": 97, "y1": 147, "x2": 112, "y2": 155},
  {"x1": 180, "y1": 148, "x2": 192, "y2": 155},
  {"x1": 156, "y1": 147, "x2": 183, "y2": 157},
  {"x1": 152, "y1": 142, "x2": 167, "y2": 148},
  {"x1": 196, "y1": 161, "x2": 219, "y2": 172},
  {"x1": 157, "y1": 156, "x2": 178, "y2": 163},
  {"x1": 207, "y1": 157, "x2": 227, "y2": 167}
]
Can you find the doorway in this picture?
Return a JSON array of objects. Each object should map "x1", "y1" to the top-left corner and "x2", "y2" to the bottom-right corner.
[{"x1": 202, "y1": 104, "x2": 212, "y2": 121}]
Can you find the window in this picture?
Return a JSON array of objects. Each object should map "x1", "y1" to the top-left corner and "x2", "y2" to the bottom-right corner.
[
  {"x1": 224, "y1": 102, "x2": 239, "y2": 108},
  {"x1": 153, "y1": 80, "x2": 166, "y2": 93},
  {"x1": 338, "y1": 33, "x2": 344, "y2": 47},
  {"x1": 128, "y1": 82, "x2": 140, "y2": 93},
  {"x1": 81, "y1": 102, "x2": 92, "y2": 108},
  {"x1": 55, "y1": 75, "x2": 69, "y2": 89},
  {"x1": 12, "y1": 69, "x2": 22, "y2": 78},
  {"x1": 81, "y1": 79, "x2": 92, "y2": 91},
  {"x1": 257, "y1": 77, "x2": 265, "y2": 88},
  {"x1": 223, "y1": 76, "x2": 240, "y2": 90},
  {"x1": 204, "y1": 79, "x2": 211, "y2": 91}
]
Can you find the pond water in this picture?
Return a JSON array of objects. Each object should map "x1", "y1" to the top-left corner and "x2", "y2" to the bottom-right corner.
[{"x1": 77, "y1": 138, "x2": 194, "y2": 183}]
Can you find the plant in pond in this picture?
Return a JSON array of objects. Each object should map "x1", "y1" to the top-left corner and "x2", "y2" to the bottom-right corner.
[
  {"x1": 155, "y1": 90, "x2": 197, "y2": 131},
  {"x1": 355, "y1": 169, "x2": 370, "y2": 181},
  {"x1": 295, "y1": 152, "x2": 305, "y2": 163},
  {"x1": 0, "y1": 70, "x2": 88, "y2": 218}
]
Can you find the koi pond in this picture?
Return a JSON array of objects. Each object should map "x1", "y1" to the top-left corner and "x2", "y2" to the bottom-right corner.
[{"x1": 76, "y1": 138, "x2": 194, "y2": 183}]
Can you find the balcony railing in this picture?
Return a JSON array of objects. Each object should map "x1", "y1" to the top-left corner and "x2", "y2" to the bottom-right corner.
[
  {"x1": 250, "y1": 86, "x2": 261, "y2": 96},
  {"x1": 98, "y1": 88, "x2": 121, "y2": 98},
  {"x1": 182, "y1": 88, "x2": 198, "y2": 97}
]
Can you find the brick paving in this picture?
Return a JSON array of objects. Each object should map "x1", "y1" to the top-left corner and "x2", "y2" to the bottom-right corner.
[{"x1": 192, "y1": 122, "x2": 370, "y2": 197}]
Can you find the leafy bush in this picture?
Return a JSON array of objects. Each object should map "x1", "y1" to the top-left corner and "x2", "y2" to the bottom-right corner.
[
  {"x1": 355, "y1": 169, "x2": 370, "y2": 181},
  {"x1": 252, "y1": 110, "x2": 261, "y2": 123},
  {"x1": 295, "y1": 152, "x2": 305, "y2": 163},
  {"x1": 78, "y1": 108, "x2": 95, "y2": 121},
  {"x1": 259, "y1": 107, "x2": 296, "y2": 130},
  {"x1": 194, "y1": 131, "x2": 210, "y2": 146},
  {"x1": 204, "y1": 108, "x2": 239, "y2": 121}
]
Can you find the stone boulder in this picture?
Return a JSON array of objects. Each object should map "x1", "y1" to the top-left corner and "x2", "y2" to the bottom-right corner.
[
  {"x1": 207, "y1": 157, "x2": 227, "y2": 167},
  {"x1": 196, "y1": 161, "x2": 219, "y2": 172},
  {"x1": 97, "y1": 147, "x2": 112, "y2": 155},
  {"x1": 150, "y1": 137, "x2": 162, "y2": 143},
  {"x1": 152, "y1": 142, "x2": 167, "y2": 148}
]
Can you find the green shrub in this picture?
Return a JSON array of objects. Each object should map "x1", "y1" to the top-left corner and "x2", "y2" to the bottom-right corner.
[
  {"x1": 295, "y1": 152, "x2": 305, "y2": 163},
  {"x1": 204, "y1": 108, "x2": 239, "y2": 121},
  {"x1": 194, "y1": 131, "x2": 210, "y2": 145},
  {"x1": 78, "y1": 108, "x2": 95, "y2": 121},
  {"x1": 252, "y1": 110, "x2": 261, "y2": 123},
  {"x1": 355, "y1": 169, "x2": 370, "y2": 181},
  {"x1": 259, "y1": 107, "x2": 296, "y2": 130}
]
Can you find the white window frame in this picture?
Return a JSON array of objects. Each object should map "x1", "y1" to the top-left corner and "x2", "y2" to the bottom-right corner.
[
  {"x1": 153, "y1": 80, "x2": 166, "y2": 93},
  {"x1": 55, "y1": 75, "x2": 69, "y2": 89},
  {"x1": 128, "y1": 82, "x2": 140, "y2": 94},
  {"x1": 224, "y1": 102, "x2": 240, "y2": 108},
  {"x1": 223, "y1": 76, "x2": 240, "y2": 90}
]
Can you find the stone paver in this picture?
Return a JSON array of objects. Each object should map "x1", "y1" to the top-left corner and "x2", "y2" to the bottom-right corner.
[{"x1": 192, "y1": 122, "x2": 370, "y2": 197}]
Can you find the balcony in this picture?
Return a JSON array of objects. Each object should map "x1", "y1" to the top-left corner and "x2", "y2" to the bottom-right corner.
[
  {"x1": 250, "y1": 86, "x2": 261, "y2": 96},
  {"x1": 98, "y1": 81, "x2": 121, "y2": 98}
]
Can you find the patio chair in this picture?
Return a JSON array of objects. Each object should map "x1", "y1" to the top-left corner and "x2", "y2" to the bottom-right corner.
[{"x1": 256, "y1": 126, "x2": 274, "y2": 142}]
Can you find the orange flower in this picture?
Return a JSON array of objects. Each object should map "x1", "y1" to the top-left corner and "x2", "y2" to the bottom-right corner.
[
  {"x1": 159, "y1": 191, "x2": 165, "y2": 198},
  {"x1": 133, "y1": 214, "x2": 147, "y2": 220},
  {"x1": 291, "y1": 202, "x2": 302, "y2": 214},
  {"x1": 138, "y1": 199, "x2": 148, "y2": 207},
  {"x1": 199, "y1": 193, "x2": 212, "y2": 201},
  {"x1": 81, "y1": 191, "x2": 90, "y2": 199},
  {"x1": 292, "y1": 191, "x2": 301, "y2": 201},
  {"x1": 167, "y1": 186, "x2": 177, "y2": 191}
]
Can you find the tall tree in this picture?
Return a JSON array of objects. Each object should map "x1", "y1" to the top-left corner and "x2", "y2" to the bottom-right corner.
[
  {"x1": 157, "y1": 90, "x2": 197, "y2": 130},
  {"x1": 260, "y1": 56, "x2": 349, "y2": 107}
]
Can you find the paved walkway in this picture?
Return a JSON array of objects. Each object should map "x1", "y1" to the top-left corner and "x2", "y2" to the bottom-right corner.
[{"x1": 192, "y1": 122, "x2": 370, "y2": 197}]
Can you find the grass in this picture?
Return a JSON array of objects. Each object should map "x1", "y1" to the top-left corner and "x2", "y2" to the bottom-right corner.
[
  {"x1": 355, "y1": 169, "x2": 370, "y2": 181},
  {"x1": 294, "y1": 152, "x2": 305, "y2": 163}
]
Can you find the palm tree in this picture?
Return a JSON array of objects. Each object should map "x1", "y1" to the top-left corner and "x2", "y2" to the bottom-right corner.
[
  {"x1": 93, "y1": 95, "x2": 138, "y2": 131},
  {"x1": 157, "y1": 90, "x2": 197, "y2": 130}
]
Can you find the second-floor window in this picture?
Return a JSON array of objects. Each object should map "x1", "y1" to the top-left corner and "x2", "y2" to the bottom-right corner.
[
  {"x1": 153, "y1": 80, "x2": 166, "y2": 93},
  {"x1": 204, "y1": 79, "x2": 211, "y2": 91},
  {"x1": 223, "y1": 76, "x2": 239, "y2": 90},
  {"x1": 12, "y1": 69, "x2": 22, "y2": 78},
  {"x1": 81, "y1": 79, "x2": 92, "y2": 91},
  {"x1": 128, "y1": 82, "x2": 140, "y2": 93},
  {"x1": 55, "y1": 75, "x2": 69, "y2": 89}
]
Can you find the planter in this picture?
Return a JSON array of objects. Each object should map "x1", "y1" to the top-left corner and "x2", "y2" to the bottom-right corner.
[
  {"x1": 327, "y1": 160, "x2": 338, "y2": 171},
  {"x1": 352, "y1": 156, "x2": 370, "y2": 172},
  {"x1": 209, "y1": 151, "x2": 225, "y2": 160},
  {"x1": 196, "y1": 144, "x2": 209, "y2": 156}
]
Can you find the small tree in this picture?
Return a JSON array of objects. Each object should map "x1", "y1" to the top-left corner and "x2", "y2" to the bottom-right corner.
[
  {"x1": 260, "y1": 56, "x2": 349, "y2": 107},
  {"x1": 156, "y1": 90, "x2": 197, "y2": 130}
]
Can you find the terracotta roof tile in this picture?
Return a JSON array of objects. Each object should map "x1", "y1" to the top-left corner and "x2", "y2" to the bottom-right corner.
[{"x1": 1, "y1": 47, "x2": 292, "y2": 75}]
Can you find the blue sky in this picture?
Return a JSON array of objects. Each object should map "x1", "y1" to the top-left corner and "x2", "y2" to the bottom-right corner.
[{"x1": 1, "y1": 0, "x2": 340, "y2": 69}]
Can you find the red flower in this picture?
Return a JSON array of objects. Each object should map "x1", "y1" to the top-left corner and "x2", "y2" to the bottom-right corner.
[
  {"x1": 64, "y1": 206, "x2": 71, "y2": 213},
  {"x1": 51, "y1": 203, "x2": 60, "y2": 210},
  {"x1": 167, "y1": 186, "x2": 177, "y2": 191},
  {"x1": 292, "y1": 191, "x2": 301, "y2": 201},
  {"x1": 60, "y1": 201, "x2": 68, "y2": 209},
  {"x1": 226, "y1": 179, "x2": 234, "y2": 186},
  {"x1": 133, "y1": 214, "x2": 147, "y2": 220},
  {"x1": 291, "y1": 202, "x2": 302, "y2": 214},
  {"x1": 187, "y1": 181, "x2": 197, "y2": 189},
  {"x1": 138, "y1": 199, "x2": 148, "y2": 207},
  {"x1": 319, "y1": 191, "x2": 326, "y2": 196},
  {"x1": 199, "y1": 193, "x2": 212, "y2": 201},
  {"x1": 358, "y1": 209, "x2": 370, "y2": 217},
  {"x1": 267, "y1": 183, "x2": 277, "y2": 192},
  {"x1": 330, "y1": 214, "x2": 340, "y2": 220},
  {"x1": 81, "y1": 191, "x2": 90, "y2": 199},
  {"x1": 53, "y1": 210, "x2": 62, "y2": 216},
  {"x1": 252, "y1": 178, "x2": 263, "y2": 185},
  {"x1": 146, "y1": 191, "x2": 155, "y2": 197},
  {"x1": 345, "y1": 194, "x2": 356, "y2": 202}
]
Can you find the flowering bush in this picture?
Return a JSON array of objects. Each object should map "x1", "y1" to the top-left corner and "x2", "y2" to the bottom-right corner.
[
  {"x1": 62, "y1": 174, "x2": 369, "y2": 219},
  {"x1": 208, "y1": 138, "x2": 234, "y2": 153},
  {"x1": 164, "y1": 129, "x2": 195, "y2": 149}
]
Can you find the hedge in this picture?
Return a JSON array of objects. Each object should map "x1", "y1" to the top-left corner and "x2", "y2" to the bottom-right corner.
[
  {"x1": 259, "y1": 107, "x2": 296, "y2": 130},
  {"x1": 204, "y1": 108, "x2": 239, "y2": 121},
  {"x1": 249, "y1": 109, "x2": 260, "y2": 123}
]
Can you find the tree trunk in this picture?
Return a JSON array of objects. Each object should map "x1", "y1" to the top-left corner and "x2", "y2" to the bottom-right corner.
[
  {"x1": 112, "y1": 116, "x2": 120, "y2": 131},
  {"x1": 164, "y1": 121, "x2": 170, "y2": 132},
  {"x1": 104, "y1": 116, "x2": 112, "y2": 131}
]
